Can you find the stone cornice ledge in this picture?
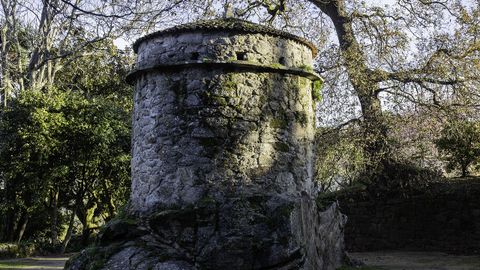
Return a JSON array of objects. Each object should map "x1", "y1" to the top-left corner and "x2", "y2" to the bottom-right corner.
[{"x1": 126, "y1": 60, "x2": 323, "y2": 85}]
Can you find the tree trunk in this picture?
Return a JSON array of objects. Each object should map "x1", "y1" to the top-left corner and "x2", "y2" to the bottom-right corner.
[
  {"x1": 51, "y1": 189, "x2": 59, "y2": 245},
  {"x1": 10, "y1": 207, "x2": 20, "y2": 242},
  {"x1": 0, "y1": 5, "x2": 9, "y2": 108},
  {"x1": 61, "y1": 209, "x2": 76, "y2": 254},
  {"x1": 16, "y1": 214, "x2": 28, "y2": 244},
  {"x1": 461, "y1": 165, "x2": 468, "y2": 177},
  {"x1": 75, "y1": 200, "x2": 95, "y2": 246},
  {"x1": 312, "y1": 0, "x2": 391, "y2": 168},
  {"x1": 359, "y1": 93, "x2": 390, "y2": 169}
]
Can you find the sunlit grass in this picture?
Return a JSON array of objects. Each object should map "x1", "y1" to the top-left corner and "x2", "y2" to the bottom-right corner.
[
  {"x1": 0, "y1": 257, "x2": 67, "y2": 269},
  {"x1": 0, "y1": 264, "x2": 63, "y2": 269},
  {"x1": 31, "y1": 258, "x2": 68, "y2": 261}
]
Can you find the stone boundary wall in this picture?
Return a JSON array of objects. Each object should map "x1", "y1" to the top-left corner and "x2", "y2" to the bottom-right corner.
[{"x1": 337, "y1": 179, "x2": 480, "y2": 254}]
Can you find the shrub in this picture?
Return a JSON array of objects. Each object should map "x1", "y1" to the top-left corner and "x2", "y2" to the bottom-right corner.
[
  {"x1": 315, "y1": 126, "x2": 365, "y2": 191},
  {"x1": 435, "y1": 120, "x2": 480, "y2": 177},
  {"x1": 361, "y1": 160, "x2": 442, "y2": 198},
  {"x1": 0, "y1": 242, "x2": 36, "y2": 259}
]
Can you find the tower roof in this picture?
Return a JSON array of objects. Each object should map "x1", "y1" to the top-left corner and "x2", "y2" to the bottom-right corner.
[{"x1": 132, "y1": 18, "x2": 318, "y2": 57}]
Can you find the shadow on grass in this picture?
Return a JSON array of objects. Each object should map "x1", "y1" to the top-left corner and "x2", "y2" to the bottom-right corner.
[{"x1": 337, "y1": 266, "x2": 385, "y2": 270}]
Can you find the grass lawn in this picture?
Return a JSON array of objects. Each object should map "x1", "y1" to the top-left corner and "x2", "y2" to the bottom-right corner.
[{"x1": 0, "y1": 256, "x2": 68, "y2": 269}]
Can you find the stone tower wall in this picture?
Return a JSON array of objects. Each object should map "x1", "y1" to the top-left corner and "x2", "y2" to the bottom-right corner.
[
  {"x1": 130, "y1": 30, "x2": 318, "y2": 214},
  {"x1": 135, "y1": 31, "x2": 314, "y2": 69}
]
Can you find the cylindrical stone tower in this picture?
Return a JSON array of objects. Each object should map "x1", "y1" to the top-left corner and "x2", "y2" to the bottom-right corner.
[
  {"x1": 128, "y1": 19, "x2": 320, "y2": 213},
  {"x1": 66, "y1": 18, "x2": 345, "y2": 270}
]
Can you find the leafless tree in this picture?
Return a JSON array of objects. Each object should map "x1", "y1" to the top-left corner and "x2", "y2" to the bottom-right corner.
[{"x1": 0, "y1": 0, "x2": 193, "y2": 107}]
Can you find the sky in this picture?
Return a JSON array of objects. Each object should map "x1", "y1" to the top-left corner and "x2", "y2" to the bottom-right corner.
[{"x1": 113, "y1": 0, "x2": 399, "y2": 50}]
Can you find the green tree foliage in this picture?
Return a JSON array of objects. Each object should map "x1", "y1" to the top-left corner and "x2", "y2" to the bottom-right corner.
[
  {"x1": 386, "y1": 111, "x2": 444, "y2": 170},
  {"x1": 315, "y1": 113, "x2": 445, "y2": 193},
  {"x1": 435, "y1": 120, "x2": 480, "y2": 177},
  {"x1": 0, "y1": 42, "x2": 132, "y2": 250},
  {"x1": 0, "y1": 88, "x2": 66, "y2": 243},
  {"x1": 315, "y1": 126, "x2": 365, "y2": 191}
]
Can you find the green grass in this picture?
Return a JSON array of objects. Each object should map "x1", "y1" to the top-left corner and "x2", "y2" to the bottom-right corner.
[
  {"x1": 0, "y1": 263, "x2": 63, "y2": 269},
  {"x1": 0, "y1": 257, "x2": 67, "y2": 269}
]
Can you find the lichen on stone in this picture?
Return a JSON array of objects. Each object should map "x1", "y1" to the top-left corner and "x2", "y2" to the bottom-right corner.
[
  {"x1": 270, "y1": 117, "x2": 289, "y2": 129},
  {"x1": 312, "y1": 80, "x2": 323, "y2": 102}
]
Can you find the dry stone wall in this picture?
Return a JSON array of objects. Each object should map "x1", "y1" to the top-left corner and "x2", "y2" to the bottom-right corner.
[{"x1": 338, "y1": 179, "x2": 480, "y2": 254}]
